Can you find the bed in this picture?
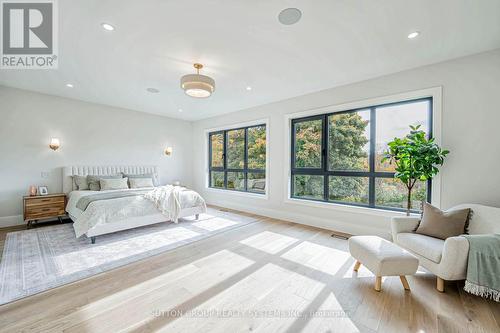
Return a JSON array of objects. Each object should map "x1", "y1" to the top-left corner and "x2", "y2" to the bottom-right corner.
[{"x1": 63, "y1": 165, "x2": 206, "y2": 243}]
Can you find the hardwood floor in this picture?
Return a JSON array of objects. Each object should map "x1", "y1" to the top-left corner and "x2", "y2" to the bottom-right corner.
[
  {"x1": 0, "y1": 225, "x2": 24, "y2": 259},
  {"x1": 0, "y1": 207, "x2": 498, "y2": 333}
]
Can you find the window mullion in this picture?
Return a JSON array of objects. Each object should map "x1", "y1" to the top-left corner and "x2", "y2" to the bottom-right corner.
[
  {"x1": 427, "y1": 99, "x2": 433, "y2": 204},
  {"x1": 322, "y1": 115, "x2": 328, "y2": 201},
  {"x1": 291, "y1": 121, "x2": 296, "y2": 170},
  {"x1": 290, "y1": 120, "x2": 294, "y2": 195},
  {"x1": 223, "y1": 130, "x2": 228, "y2": 189},
  {"x1": 208, "y1": 134, "x2": 212, "y2": 187},
  {"x1": 244, "y1": 127, "x2": 248, "y2": 192},
  {"x1": 208, "y1": 133, "x2": 212, "y2": 171},
  {"x1": 369, "y1": 107, "x2": 376, "y2": 207}
]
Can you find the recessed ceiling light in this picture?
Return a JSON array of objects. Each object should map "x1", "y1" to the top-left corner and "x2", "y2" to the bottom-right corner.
[
  {"x1": 246, "y1": 86, "x2": 252, "y2": 91},
  {"x1": 146, "y1": 87, "x2": 159, "y2": 93},
  {"x1": 101, "y1": 23, "x2": 115, "y2": 31},
  {"x1": 178, "y1": 109, "x2": 183, "y2": 112},
  {"x1": 66, "y1": 83, "x2": 74, "y2": 88},
  {"x1": 407, "y1": 31, "x2": 420, "y2": 39},
  {"x1": 278, "y1": 8, "x2": 302, "y2": 25}
]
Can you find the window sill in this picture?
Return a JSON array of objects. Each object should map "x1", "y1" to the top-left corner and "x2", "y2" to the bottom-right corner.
[
  {"x1": 205, "y1": 187, "x2": 269, "y2": 200},
  {"x1": 284, "y1": 197, "x2": 420, "y2": 218}
]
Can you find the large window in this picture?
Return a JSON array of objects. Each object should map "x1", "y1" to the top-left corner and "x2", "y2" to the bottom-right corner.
[
  {"x1": 209, "y1": 124, "x2": 266, "y2": 194},
  {"x1": 291, "y1": 98, "x2": 432, "y2": 212}
]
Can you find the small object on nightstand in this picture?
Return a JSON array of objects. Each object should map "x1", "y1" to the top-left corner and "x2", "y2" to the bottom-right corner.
[
  {"x1": 38, "y1": 186, "x2": 49, "y2": 195},
  {"x1": 23, "y1": 193, "x2": 67, "y2": 229},
  {"x1": 29, "y1": 185, "x2": 37, "y2": 196}
]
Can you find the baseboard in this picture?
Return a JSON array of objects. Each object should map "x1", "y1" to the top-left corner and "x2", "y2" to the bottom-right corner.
[
  {"x1": 207, "y1": 200, "x2": 391, "y2": 239},
  {"x1": 0, "y1": 215, "x2": 24, "y2": 228}
]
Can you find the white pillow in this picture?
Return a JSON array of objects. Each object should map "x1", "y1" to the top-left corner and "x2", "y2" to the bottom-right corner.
[
  {"x1": 129, "y1": 177, "x2": 154, "y2": 189},
  {"x1": 100, "y1": 177, "x2": 129, "y2": 191}
]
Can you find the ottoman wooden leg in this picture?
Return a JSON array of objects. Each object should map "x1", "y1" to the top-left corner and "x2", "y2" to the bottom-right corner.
[
  {"x1": 436, "y1": 277, "x2": 445, "y2": 292},
  {"x1": 353, "y1": 260, "x2": 361, "y2": 272},
  {"x1": 400, "y1": 276, "x2": 410, "y2": 291},
  {"x1": 375, "y1": 276, "x2": 382, "y2": 292}
]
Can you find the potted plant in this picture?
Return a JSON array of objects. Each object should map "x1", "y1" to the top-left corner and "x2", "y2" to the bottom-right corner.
[{"x1": 381, "y1": 125, "x2": 449, "y2": 215}]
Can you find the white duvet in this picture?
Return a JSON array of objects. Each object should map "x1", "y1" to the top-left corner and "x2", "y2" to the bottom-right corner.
[{"x1": 67, "y1": 186, "x2": 206, "y2": 238}]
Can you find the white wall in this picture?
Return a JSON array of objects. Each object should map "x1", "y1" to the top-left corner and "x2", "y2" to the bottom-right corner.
[
  {"x1": 0, "y1": 86, "x2": 193, "y2": 227},
  {"x1": 191, "y1": 49, "x2": 500, "y2": 238}
]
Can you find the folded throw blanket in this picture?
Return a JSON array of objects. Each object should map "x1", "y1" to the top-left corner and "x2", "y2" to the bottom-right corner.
[
  {"x1": 144, "y1": 185, "x2": 183, "y2": 223},
  {"x1": 463, "y1": 234, "x2": 500, "y2": 302}
]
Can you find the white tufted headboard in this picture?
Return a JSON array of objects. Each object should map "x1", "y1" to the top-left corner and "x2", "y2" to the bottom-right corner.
[{"x1": 62, "y1": 165, "x2": 159, "y2": 193}]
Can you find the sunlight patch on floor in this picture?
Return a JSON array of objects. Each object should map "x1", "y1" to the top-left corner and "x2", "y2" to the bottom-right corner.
[
  {"x1": 180, "y1": 213, "x2": 216, "y2": 222},
  {"x1": 300, "y1": 292, "x2": 360, "y2": 332},
  {"x1": 74, "y1": 250, "x2": 255, "y2": 332},
  {"x1": 159, "y1": 263, "x2": 325, "y2": 333},
  {"x1": 415, "y1": 267, "x2": 429, "y2": 275},
  {"x1": 281, "y1": 241, "x2": 351, "y2": 276},
  {"x1": 239, "y1": 231, "x2": 299, "y2": 254},
  {"x1": 192, "y1": 217, "x2": 239, "y2": 231},
  {"x1": 53, "y1": 227, "x2": 201, "y2": 276},
  {"x1": 342, "y1": 263, "x2": 375, "y2": 278}
]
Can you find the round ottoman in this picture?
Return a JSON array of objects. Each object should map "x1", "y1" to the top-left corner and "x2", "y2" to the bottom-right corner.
[{"x1": 348, "y1": 235, "x2": 419, "y2": 292}]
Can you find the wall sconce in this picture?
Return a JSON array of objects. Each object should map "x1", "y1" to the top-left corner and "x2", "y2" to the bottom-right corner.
[
  {"x1": 164, "y1": 146, "x2": 173, "y2": 156},
  {"x1": 49, "y1": 138, "x2": 60, "y2": 151}
]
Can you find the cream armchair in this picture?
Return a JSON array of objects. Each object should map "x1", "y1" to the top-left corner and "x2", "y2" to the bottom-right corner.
[{"x1": 391, "y1": 204, "x2": 500, "y2": 292}]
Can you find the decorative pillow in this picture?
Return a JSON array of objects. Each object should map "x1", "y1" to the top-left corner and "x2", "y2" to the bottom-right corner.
[
  {"x1": 123, "y1": 173, "x2": 158, "y2": 186},
  {"x1": 415, "y1": 202, "x2": 471, "y2": 240},
  {"x1": 73, "y1": 175, "x2": 89, "y2": 190},
  {"x1": 87, "y1": 175, "x2": 123, "y2": 191},
  {"x1": 100, "y1": 177, "x2": 129, "y2": 191},
  {"x1": 252, "y1": 180, "x2": 266, "y2": 190},
  {"x1": 129, "y1": 178, "x2": 154, "y2": 189}
]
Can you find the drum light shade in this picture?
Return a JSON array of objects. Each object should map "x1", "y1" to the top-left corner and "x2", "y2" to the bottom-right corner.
[{"x1": 180, "y1": 63, "x2": 215, "y2": 98}]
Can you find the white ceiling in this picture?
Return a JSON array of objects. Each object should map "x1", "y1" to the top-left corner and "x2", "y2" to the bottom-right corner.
[{"x1": 1, "y1": 0, "x2": 500, "y2": 121}]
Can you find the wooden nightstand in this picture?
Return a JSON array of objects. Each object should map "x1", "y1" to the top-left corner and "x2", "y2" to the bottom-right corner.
[{"x1": 23, "y1": 194, "x2": 67, "y2": 229}]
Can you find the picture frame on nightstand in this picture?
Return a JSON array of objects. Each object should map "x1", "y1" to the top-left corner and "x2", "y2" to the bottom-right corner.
[{"x1": 38, "y1": 186, "x2": 49, "y2": 195}]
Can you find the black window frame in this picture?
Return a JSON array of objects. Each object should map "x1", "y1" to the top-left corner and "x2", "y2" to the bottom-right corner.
[
  {"x1": 290, "y1": 97, "x2": 433, "y2": 213},
  {"x1": 209, "y1": 124, "x2": 266, "y2": 194}
]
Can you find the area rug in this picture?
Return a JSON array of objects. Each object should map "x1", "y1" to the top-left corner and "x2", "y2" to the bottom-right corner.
[{"x1": 0, "y1": 208, "x2": 258, "y2": 305}]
